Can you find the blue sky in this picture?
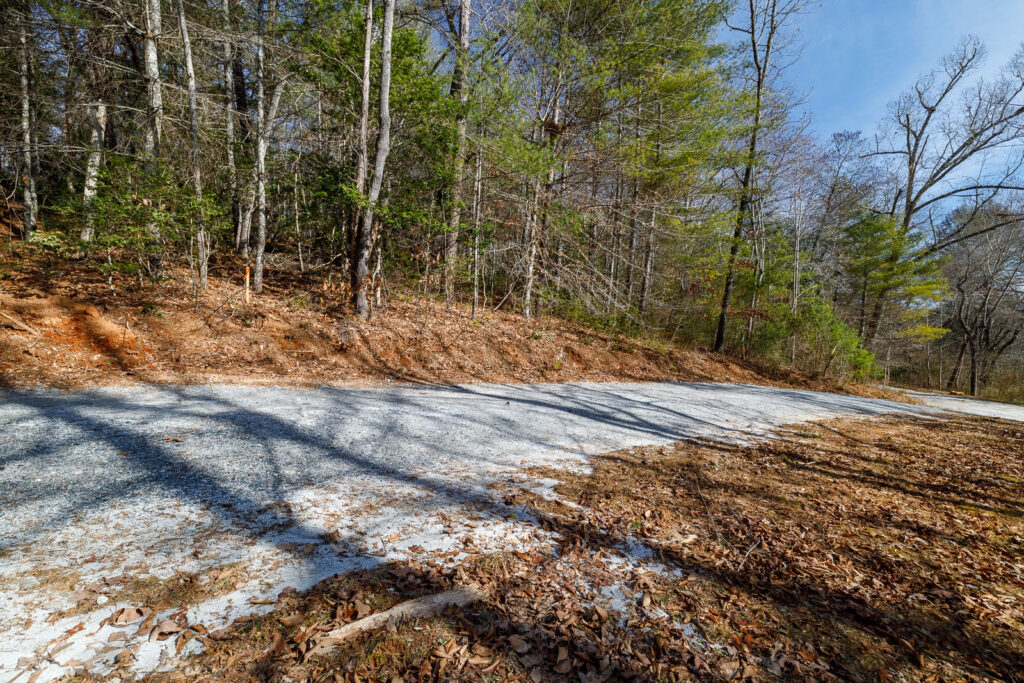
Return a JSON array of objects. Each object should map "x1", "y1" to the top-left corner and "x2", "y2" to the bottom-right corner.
[{"x1": 783, "y1": 0, "x2": 1024, "y2": 139}]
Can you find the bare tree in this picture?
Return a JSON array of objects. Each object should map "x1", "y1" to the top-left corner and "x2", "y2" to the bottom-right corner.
[
  {"x1": 444, "y1": 0, "x2": 472, "y2": 304},
  {"x1": 882, "y1": 39, "x2": 1024, "y2": 237},
  {"x1": 222, "y1": 0, "x2": 240, "y2": 252},
  {"x1": 143, "y1": 0, "x2": 164, "y2": 273},
  {"x1": 351, "y1": 0, "x2": 395, "y2": 319},
  {"x1": 714, "y1": 0, "x2": 805, "y2": 352},
  {"x1": 857, "y1": 40, "x2": 1024, "y2": 341},
  {"x1": 18, "y1": 6, "x2": 38, "y2": 238},
  {"x1": 177, "y1": 0, "x2": 209, "y2": 288},
  {"x1": 946, "y1": 212, "x2": 1024, "y2": 395}
]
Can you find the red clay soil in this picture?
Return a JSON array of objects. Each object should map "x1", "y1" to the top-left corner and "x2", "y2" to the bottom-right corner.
[{"x1": 0, "y1": 241, "x2": 896, "y2": 397}]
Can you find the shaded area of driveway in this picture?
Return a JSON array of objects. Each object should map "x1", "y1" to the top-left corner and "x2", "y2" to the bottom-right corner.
[
  {"x1": 0, "y1": 382, "x2": 944, "y2": 551},
  {"x1": 0, "y1": 380, "x2": 1003, "y2": 680}
]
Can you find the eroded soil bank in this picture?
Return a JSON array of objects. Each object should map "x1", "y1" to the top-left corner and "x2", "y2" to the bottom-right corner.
[{"x1": 0, "y1": 258, "x2": 894, "y2": 398}]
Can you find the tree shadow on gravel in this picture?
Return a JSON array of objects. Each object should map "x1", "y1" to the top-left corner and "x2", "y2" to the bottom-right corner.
[
  {"x1": 1, "y1": 381, "x2": 768, "y2": 679},
  {"x1": 0, "y1": 379, "x2": 779, "y2": 558},
  {"x1": 0, "y1": 382, "x2": 968, "y2": 681},
  {"x1": 0, "y1": 379, "x2": 943, "y2": 570}
]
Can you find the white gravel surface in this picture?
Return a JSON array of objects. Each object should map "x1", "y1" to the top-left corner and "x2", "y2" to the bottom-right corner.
[
  {"x1": 902, "y1": 389, "x2": 1024, "y2": 421},
  {"x1": 0, "y1": 380, "x2": 1017, "y2": 681}
]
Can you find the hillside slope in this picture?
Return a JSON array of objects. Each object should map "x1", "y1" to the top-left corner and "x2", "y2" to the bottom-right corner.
[{"x1": 0, "y1": 252, "x2": 878, "y2": 395}]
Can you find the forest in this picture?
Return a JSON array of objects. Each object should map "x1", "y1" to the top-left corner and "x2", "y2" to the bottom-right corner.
[{"x1": 2, "y1": 0, "x2": 1024, "y2": 399}]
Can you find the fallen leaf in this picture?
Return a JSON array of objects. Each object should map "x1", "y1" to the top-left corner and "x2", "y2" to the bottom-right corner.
[
  {"x1": 279, "y1": 612, "x2": 305, "y2": 628},
  {"x1": 111, "y1": 607, "x2": 151, "y2": 626},
  {"x1": 508, "y1": 634, "x2": 530, "y2": 653},
  {"x1": 149, "y1": 619, "x2": 185, "y2": 641}
]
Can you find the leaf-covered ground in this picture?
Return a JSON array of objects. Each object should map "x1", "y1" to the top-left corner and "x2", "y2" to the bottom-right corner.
[
  {"x1": 123, "y1": 413, "x2": 1023, "y2": 682},
  {"x1": 0, "y1": 252, "x2": 900, "y2": 401}
]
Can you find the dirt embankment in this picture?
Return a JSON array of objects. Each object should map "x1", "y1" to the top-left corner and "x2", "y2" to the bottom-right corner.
[{"x1": 0, "y1": 250, "x2": 894, "y2": 396}]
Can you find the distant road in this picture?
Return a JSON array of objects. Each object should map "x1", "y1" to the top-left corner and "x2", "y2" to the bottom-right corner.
[{"x1": 903, "y1": 388, "x2": 1024, "y2": 421}]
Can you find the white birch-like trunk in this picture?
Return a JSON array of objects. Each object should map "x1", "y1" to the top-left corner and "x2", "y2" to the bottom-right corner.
[
  {"x1": 252, "y1": 0, "x2": 267, "y2": 292},
  {"x1": 639, "y1": 210, "x2": 654, "y2": 315},
  {"x1": 522, "y1": 179, "x2": 540, "y2": 318},
  {"x1": 471, "y1": 141, "x2": 482, "y2": 319},
  {"x1": 351, "y1": 0, "x2": 394, "y2": 320},
  {"x1": 178, "y1": 0, "x2": 208, "y2": 289},
  {"x1": 143, "y1": 0, "x2": 163, "y2": 159},
  {"x1": 222, "y1": 0, "x2": 240, "y2": 253},
  {"x1": 143, "y1": 0, "x2": 163, "y2": 272},
  {"x1": 251, "y1": 72, "x2": 287, "y2": 292},
  {"x1": 80, "y1": 101, "x2": 107, "y2": 242},
  {"x1": 19, "y1": 16, "x2": 38, "y2": 238}
]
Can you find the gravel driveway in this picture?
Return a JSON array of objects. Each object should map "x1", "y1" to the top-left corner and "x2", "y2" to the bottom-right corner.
[{"x1": 1, "y1": 381, "x2": 1018, "y2": 681}]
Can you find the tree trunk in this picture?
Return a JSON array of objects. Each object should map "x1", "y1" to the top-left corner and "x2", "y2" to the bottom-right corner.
[
  {"x1": 234, "y1": 58, "x2": 253, "y2": 258},
  {"x1": 351, "y1": 0, "x2": 395, "y2": 320},
  {"x1": 251, "y1": 66, "x2": 285, "y2": 287},
  {"x1": 444, "y1": 0, "x2": 471, "y2": 304},
  {"x1": 178, "y1": 0, "x2": 208, "y2": 289},
  {"x1": 233, "y1": 59, "x2": 250, "y2": 141},
  {"x1": 143, "y1": 0, "x2": 163, "y2": 159},
  {"x1": 252, "y1": 0, "x2": 274, "y2": 293},
  {"x1": 522, "y1": 179, "x2": 540, "y2": 318},
  {"x1": 223, "y1": 0, "x2": 240, "y2": 252},
  {"x1": 714, "y1": 0, "x2": 776, "y2": 353},
  {"x1": 791, "y1": 222, "x2": 800, "y2": 312},
  {"x1": 294, "y1": 165, "x2": 304, "y2": 272},
  {"x1": 143, "y1": 0, "x2": 164, "y2": 273},
  {"x1": 624, "y1": 106, "x2": 641, "y2": 304},
  {"x1": 471, "y1": 140, "x2": 482, "y2": 319},
  {"x1": 639, "y1": 210, "x2": 654, "y2": 315},
  {"x1": 969, "y1": 337, "x2": 980, "y2": 397},
  {"x1": 863, "y1": 292, "x2": 887, "y2": 344},
  {"x1": 946, "y1": 338, "x2": 967, "y2": 391},
  {"x1": 19, "y1": 13, "x2": 38, "y2": 239},
  {"x1": 349, "y1": 0, "x2": 373, "y2": 274},
  {"x1": 239, "y1": 174, "x2": 255, "y2": 259},
  {"x1": 80, "y1": 102, "x2": 107, "y2": 241},
  {"x1": 252, "y1": 7, "x2": 267, "y2": 291},
  {"x1": 714, "y1": 214, "x2": 744, "y2": 353}
]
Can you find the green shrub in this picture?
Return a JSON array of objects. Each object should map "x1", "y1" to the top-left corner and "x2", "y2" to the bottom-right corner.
[{"x1": 750, "y1": 299, "x2": 879, "y2": 380}]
